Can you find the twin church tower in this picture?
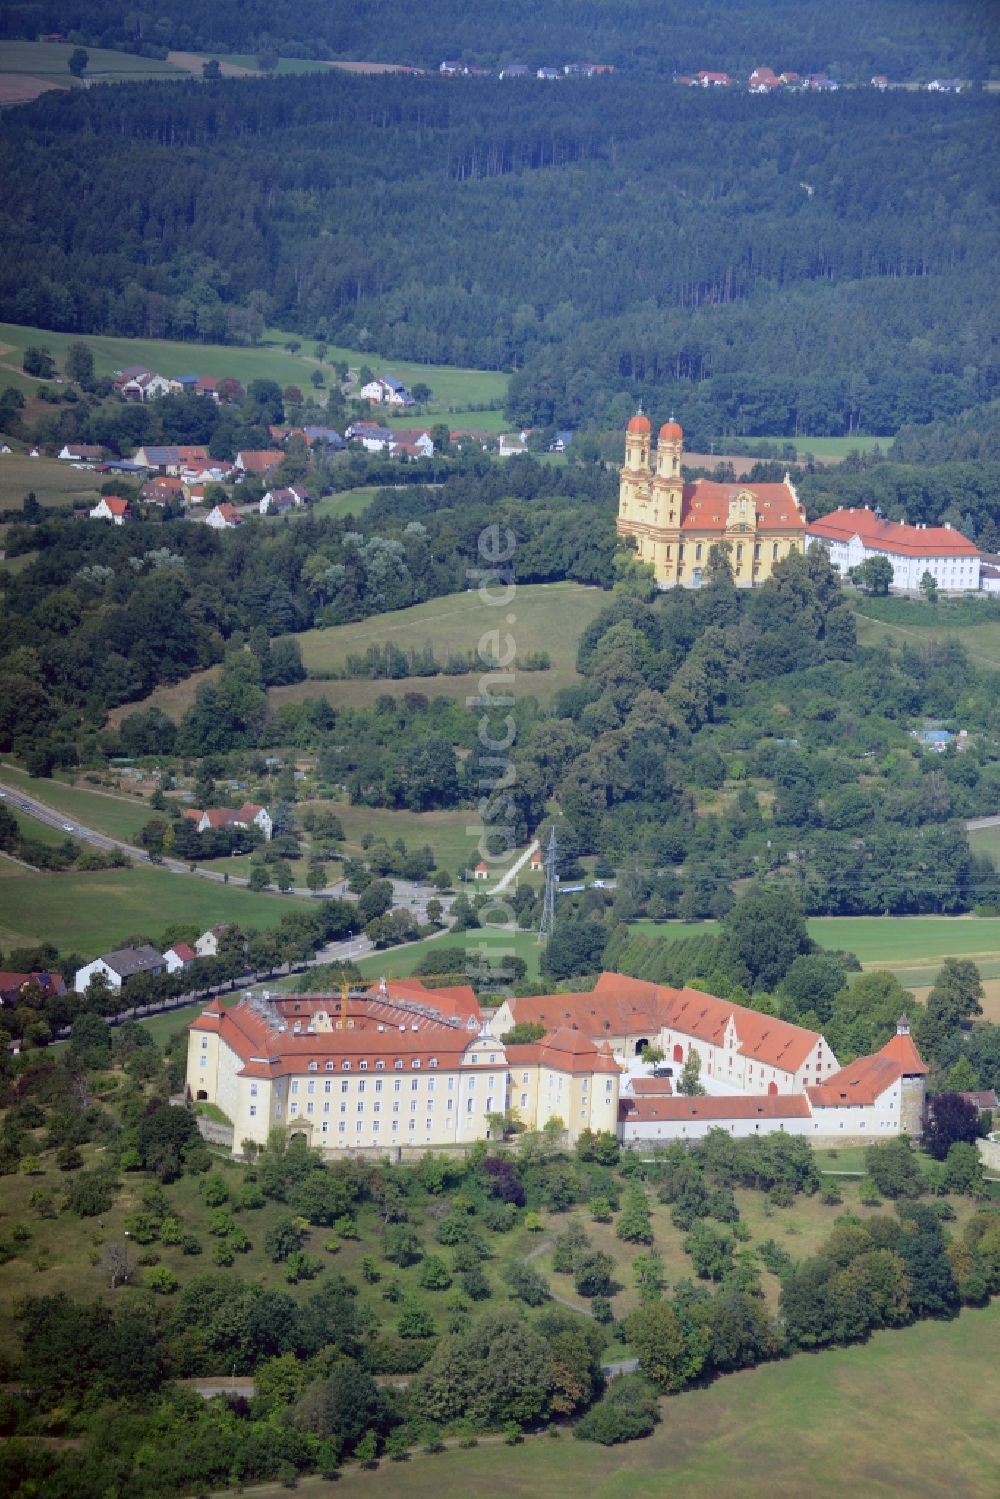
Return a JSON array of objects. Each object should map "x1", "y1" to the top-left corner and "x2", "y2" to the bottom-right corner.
[{"x1": 616, "y1": 413, "x2": 807, "y2": 588}]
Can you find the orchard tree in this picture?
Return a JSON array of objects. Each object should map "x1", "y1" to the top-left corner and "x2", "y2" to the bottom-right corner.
[
  {"x1": 65, "y1": 341, "x2": 94, "y2": 384},
  {"x1": 68, "y1": 48, "x2": 89, "y2": 77}
]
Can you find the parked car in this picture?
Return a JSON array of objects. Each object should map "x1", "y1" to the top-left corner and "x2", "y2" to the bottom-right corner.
[{"x1": 652, "y1": 1066, "x2": 674, "y2": 1078}]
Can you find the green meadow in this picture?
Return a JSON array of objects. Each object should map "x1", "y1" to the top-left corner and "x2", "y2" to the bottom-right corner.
[
  {"x1": 0, "y1": 319, "x2": 508, "y2": 415},
  {"x1": 294, "y1": 580, "x2": 608, "y2": 679},
  {"x1": 0, "y1": 865, "x2": 309, "y2": 957},
  {"x1": 734, "y1": 433, "x2": 895, "y2": 461},
  {"x1": 318, "y1": 1304, "x2": 999, "y2": 1499}
]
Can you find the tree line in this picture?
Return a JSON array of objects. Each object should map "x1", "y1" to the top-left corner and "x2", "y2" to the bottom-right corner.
[{"x1": 0, "y1": 70, "x2": 996, "y2": 436}]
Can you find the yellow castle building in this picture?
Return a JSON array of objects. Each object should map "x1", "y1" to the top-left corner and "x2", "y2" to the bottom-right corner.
[{"x1": 617, "y1": 414, "x2": 807, "y2": 587}]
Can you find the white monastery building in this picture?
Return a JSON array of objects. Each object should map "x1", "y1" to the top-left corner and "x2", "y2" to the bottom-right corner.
[
  {"x1": 188, "y1": 973, "x2": 927, "y2": 1153},
  {"x1": 806, "y1": 506, "x2": 981, "y2": 592}
]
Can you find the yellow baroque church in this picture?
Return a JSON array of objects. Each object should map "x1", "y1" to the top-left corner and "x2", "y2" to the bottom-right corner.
[{"x1": 617, "y1": 414, "x2": 807, "y2": 587}]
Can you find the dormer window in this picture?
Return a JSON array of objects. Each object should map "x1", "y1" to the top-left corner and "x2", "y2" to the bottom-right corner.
[
  {"x1": 412, "y1": 1059, "x2": 421, "y2": 1069},
  {"x1": 360, "y1": 1060, "x2": 368, "y2": 1070},
  {"x1": 341, "y1": 1060, "x2": 350, "y2": 1071},
  {"x1": 394, "y1": 1059, "x2": 403, "y2": 1070},
  {"x1": 376, "y1": 1060, "x2": 385, "y2": 1070},
  {"x1": 429, "y1": 1058, "x2": 438, "y2": 1068},
  {"x1": 325, "y1": 1061, "x2": 334, "y2": 1071},
  {"x1": 308, "y1": 1061, "x2": 318, "y2": 1071}
]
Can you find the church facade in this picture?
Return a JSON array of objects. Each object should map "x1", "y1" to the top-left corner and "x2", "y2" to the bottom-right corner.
[{"x1": 617, "y1": 414, "x2": 807, "y2": 588}]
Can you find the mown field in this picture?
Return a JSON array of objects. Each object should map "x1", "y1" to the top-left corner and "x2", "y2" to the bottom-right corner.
[
  {"x1": 294, "y1": 580, "x2": 608, "y2": 682},
  {"x1": 319, "y1": 1304, "x2": 1000, "y2": 1499},
  {"x1": 0, "y1": 865, "x2": 309, "y2": 956}
]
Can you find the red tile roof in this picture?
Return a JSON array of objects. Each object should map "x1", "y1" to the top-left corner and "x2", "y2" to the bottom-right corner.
[
  {"x1": 806, "y1": 1028, "x2": 926, "y2": 1108},
  {"x1": 102, "y1": 496, "x2": 129, "y2": 517},
  {"x1": 507, "y1": 972, "x2": 823, "y2": 1074},
  {"x1": 678, "y1": 478, "x2": 806, "y2": 532},
  {"x1": 506, "y1": 1026, "x2": 621, "y2": 1075},
  {"x1": 166, "y1": 943, "x2": 197, "y2": 962},
  {"x1": 237, "y1": 449, "x2": 284, "y2": 474},
  {"x1": 622, "y1": 1094, "x2": 810, "y2": 1123},
  {"x1": 628, "y1": 1076, "x2": 674, "y2": 1095},
  {"x1": 807, "y1": 507, "x2": 978, "y2": 558},
  {"x1": 191, "y1": 991, "x2": 490, "y2": 1076}
]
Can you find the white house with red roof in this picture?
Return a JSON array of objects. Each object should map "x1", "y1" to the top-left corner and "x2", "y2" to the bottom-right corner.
[
  {"x1": 163, "y1": 942, "x2": 198, "y2": 974},
  {"x1": 184, "y1": 802, "x2": 272, "y2": 840},
  {"x1": 618, "y1": 417, "x2": 807, "y2": 587},
  {"x1": 806, "y1": 506, "x2": 981, "y2": 592},
  {"x1": 205, "y1": 502, "x2": 243, "y2": 530},
  {"x1": 89, "y1": 495, "x2": 130, "y2": 525}
]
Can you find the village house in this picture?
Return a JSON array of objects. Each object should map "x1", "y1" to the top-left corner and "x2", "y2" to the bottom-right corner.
[
  {"x1": 234, "y1": 449, "x2": 283, "y2": 477},
  {"x1": 140, "y1": 476, "x2": 185, "y2": 505},
  {"x1": 205, "y1": 502, "x2": 243, "y2": 529},
  {"x1": 195, "y1": 927, "x2": 230, "y2": 959},
  {"x1": 358, "y1": 376, "x2": 413, "y2": 407},
  {"x1": 805, "y1": 506, "x2": 981, "y2": 592},
  {"x1": 695, "y1": 70, "x2": 733, "y2": 87},
  {"x1": 58, "y1": 443, "x2": 103, "y2": 463},
  {"x1": 74, "y1": 945, "x2": 164, "y2": 994},
  {"x1": 133, "y1": 445, "x2": 210, "y2": 475},
  {"x1": 389, "y1": 429, "x2": 434, "y2": 457},
  {"x1": 259, "y1": 485, "x2": 310, "y2": 515},
  {"x1": 89, "y1": 495, "x2": 130, "y2": 525},
  {"x1": 748, "y1": 66, "x2": 782, "y2": 92},
  {"x1": 473, "y1": 861, "x2": 490, "y2": 881},
  {"x1": 118, "y1": 369, "x2": 173, "y2": 401},
  {"x1": 617, "y1": 416, "x2": 806, "y2": 587},
  {"x1": 163, "y1": 942, "x2": 198, "y2": 974},
  {"x1": 184, "y1": 802, "x2": 272, "y2": 840},
  {"x1": 0, "y1": 970, "x2": 65, "y2": 1007}
]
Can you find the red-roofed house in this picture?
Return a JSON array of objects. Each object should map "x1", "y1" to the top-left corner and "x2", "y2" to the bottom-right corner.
[
  {"x1": 184, "y1": 803, "x2": 272, "y2": 840},
  {"x1": 205, "y1": 502, "x2": 243, "y2": 530},
  {"x1": 163, "y1": 942, "x2": 198, "y2": 974},
  {"x1": 89, "y1": 495, "x2": 130, "y2": 525},
  {"x1": 748, "y1": 66, "x2": 782, "y2": 92},
  {"x1": 0, "y1": 971, "x2": 66, "y2": 1007},
  {"x1": 806, "y1": 506, "x2": 981, "y2": 592},
  {"x1": 617, "y1": 419, "x2": 807, "y2": 587},
  {"x1": 235, "y1": 449, "x2": 284, "y2": 477}
]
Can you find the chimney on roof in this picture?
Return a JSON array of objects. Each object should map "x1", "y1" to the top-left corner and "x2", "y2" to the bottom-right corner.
[{"x1": 945, "y1": 521, "x2": 951, "y2": 529}]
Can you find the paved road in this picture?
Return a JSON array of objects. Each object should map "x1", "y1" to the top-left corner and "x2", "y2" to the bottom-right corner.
[{"x1": 965, "y1": 814, "x2": 1000, "y2": 831}]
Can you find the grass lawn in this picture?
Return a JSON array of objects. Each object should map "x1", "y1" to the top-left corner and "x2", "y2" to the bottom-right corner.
[
  {"x1": 307, "y1": 487, "x2": 380, "y2": 521},
  {"x1": 855, "y1": 610, "x2": 1000, "y2": 671},
  {"x1": 0, "y1": 765, "x2": 151, "y2": 841},
  {"x1": 328, "y1": 802, "x2": 489, "y2": 873},
  {"x1": 0, "y1": 40, "x2": 183, "y2": 98},
  {"x1": 319, "y1": 1304, "x2": 1000, "y2": 1498},
  {"x1": 0, "y1": 865, "x2": 310, "y2": 957},
  {"x1": 295, "y1": 581, "x2": 609, "y2": 679},
  {"x1": 355, "y1": 925, "x2": 543, "y2": 983}
]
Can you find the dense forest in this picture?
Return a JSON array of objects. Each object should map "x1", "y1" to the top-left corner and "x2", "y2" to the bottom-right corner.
[
  {"x1": 0, "y1": 70, "x2": 997, "y2": 437},
  {"x1": 1, "y1": 0, "x2": 994, "y2": 78}
]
